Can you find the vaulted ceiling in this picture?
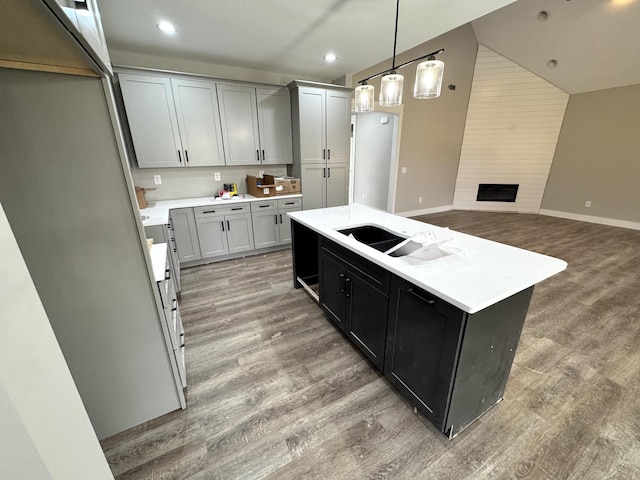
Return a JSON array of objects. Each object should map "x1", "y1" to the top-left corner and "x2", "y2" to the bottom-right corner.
[{"x1": 99, "y1": 0, "x2": 640, "y2": 94}]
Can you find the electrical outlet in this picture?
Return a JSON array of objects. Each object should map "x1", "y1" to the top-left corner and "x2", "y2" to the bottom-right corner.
[
  {"x1": 153, "y1": 175, "x2": 162, "y2": 185},
  {"x1": 361, "y1": 193, "x2": 366, "y2": 200},
  {"x1": 259, "y1": 170, "x2": 264, "y2": 178},
  {"x1": 418, "y1": 196, "x2": 423, "y2": 203},
  {"x1": 401, "y1": 167, "x2": 407, "y2": 174},
  {"x1": 585, "y1": 200, "x2": 592, "y2": 207},
  {"x1": 214, "y1": 172, "x2": 221, "y2": 181}
]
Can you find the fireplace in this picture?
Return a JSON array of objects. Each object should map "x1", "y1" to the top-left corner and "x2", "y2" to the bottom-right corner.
[{"x1": 476, "y1": 184, "x2": 519, "y2": 202}]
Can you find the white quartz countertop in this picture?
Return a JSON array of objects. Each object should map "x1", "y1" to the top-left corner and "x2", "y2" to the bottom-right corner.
[
  {"x1": 149, "y1": 243, "x2": 168, "y2": 282},
  {"x1": 140, "y1": 193, "x2": 303, "y2": 227},
  {"x1": 288, "y1": 204, "x2": 567, "y2": 314}
]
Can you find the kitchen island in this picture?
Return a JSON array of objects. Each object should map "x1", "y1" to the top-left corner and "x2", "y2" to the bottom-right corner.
[{"x1": 288, "y1": 204, "x2": 566, "y2": 438}]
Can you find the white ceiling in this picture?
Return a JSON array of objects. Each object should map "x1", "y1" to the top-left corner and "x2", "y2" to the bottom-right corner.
[
  {"x1": 98, "y1": 0, "x2": 516, "y2": 81},
  {"x1": 99, "y1": 0, "x2": 640, "y2": 94},
  {"x1": 472, "y1": 0, "x2": 640, "y2": 94}
]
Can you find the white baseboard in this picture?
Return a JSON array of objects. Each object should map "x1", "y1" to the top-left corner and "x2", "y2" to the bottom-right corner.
[
  {"x1": 539, "y1": 209, "x2": 640, "y2": 231},
  {"x1": 395, "y1": 205, "x2": 454, "y2": 218}
]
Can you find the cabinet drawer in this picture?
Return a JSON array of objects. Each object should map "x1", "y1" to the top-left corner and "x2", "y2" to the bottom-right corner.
[
  {"x1": 277, "y1": 197, "x2": 302, "y2": 210},
  {"x1": 194, "y1": 203, "x2": 250, "y2": 217},
  {"x1": 320, "y1": 238, "x2": 390, "y2": 294},
  {"x1": 251, "y1": 200, "x2": 277, "y2": 212}
]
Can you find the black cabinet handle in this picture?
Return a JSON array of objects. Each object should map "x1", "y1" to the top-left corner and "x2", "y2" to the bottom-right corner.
[
  {"x1": 339, "y1": 273, "x2": 345, "y2": 293},
  {"x1": 221, "y1": 220, "x2": 225, "y2": 232},
  {"x1": 165, "y1": 268, "x2": 170, "y2": 280},
  {"x1": 323, "y1": 168, "x2": 326, "y2": 178},
  {"x1": 259, "y1": 204, "x2": 270, "y2": 208},
  {"x1": 327, "y1": 149, "x2": 331, "y2": 160},
  {"x1": 227, "y1": 220, "x2": 231, "y2": 231},
  {"x1": 284, "y1": 202, "x2": 295, "y2": 206},
  {"x1": 231, "y1": 207, "x2": 243, "y2": 211},
  {"x1": 327, "y1": 167, "x2": 331, "y2": 178},
  {"x1": 274, "y1": 214, "x2": 278, "y2": 225},
  {"x1": 408, "y1": 288, "x2": 436, "y2": 305},
  {"x1": 177, "y1": 150, "x2": 182, "y2": 163},
  {"x1": 256, "y1": 150, "x2": 260, "y2": 162},
  {"x1": 184, "y1": 150, "x2": 189, "y2": 163},
  {"x1": 345, "y1": 278, "x2": 352, "y2": 297},
  {"x1": 279, "y1": 214, "x2": 283, "y2": 224},
  {"x1": 201, "y1": 210, "x2": 217, "y2": 214},
  {"x1": 262, "y1": 150, "x2": 265, "y2": 161}
]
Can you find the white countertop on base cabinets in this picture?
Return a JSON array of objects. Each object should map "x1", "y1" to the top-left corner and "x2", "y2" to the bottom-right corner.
[
  {"x1": 140, "y1": 193, "x2": 303, "y2": 227},
  {"x1": 288, "y1": 204, "x2": 567, "y2": 314}
]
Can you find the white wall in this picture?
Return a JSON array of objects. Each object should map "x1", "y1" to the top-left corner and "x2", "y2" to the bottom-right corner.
[
  {"x1": 453, "y1": 45, "x2": 569, "y2": 212},
  {"x1": 0, "y1": 204, "x2": 113, "y2": 480}
]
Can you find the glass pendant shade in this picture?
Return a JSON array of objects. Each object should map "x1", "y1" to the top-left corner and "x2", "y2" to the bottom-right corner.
[
  {"x1": 379, "y1": 73, "x2": 404, "y2": 106},
  {"x1": 354, "y1": 85, "x2": 375, "y2": 112},
  {"x1": 413, "y1": 59, "x2": 445, "y2": 99}
]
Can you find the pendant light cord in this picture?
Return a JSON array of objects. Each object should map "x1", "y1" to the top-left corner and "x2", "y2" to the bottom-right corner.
[{"x1": 391, "y1": 0, "x2": 400, "y2": 71}]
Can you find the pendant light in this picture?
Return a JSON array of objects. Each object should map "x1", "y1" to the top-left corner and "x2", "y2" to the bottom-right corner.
[
  {"x1": 379, "y1": 0, "x2": 403, "y2": 107},
  {"x1": 354, "y1": 0, "x2": 445, "y2": 112}
]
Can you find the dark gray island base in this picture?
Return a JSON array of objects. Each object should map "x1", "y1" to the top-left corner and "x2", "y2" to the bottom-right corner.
[{"x1": 291, "y1": 219, "x2": 534, "y2": 439}]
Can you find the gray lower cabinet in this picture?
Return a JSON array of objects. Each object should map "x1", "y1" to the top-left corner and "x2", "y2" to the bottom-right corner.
[
  {"x1": 300, "y1": 163, "x2": 348, "y2": 210},
  {"x1": 194, "y1": 204, "x2": 254, "y2": 259},
  {"x1": 170, "y1": 208, "x2": 202, "y2": 263},
  {"x1": 145, "y1": 223, "x2": 181, "y2": 292},
  {"x1": 155, "y1": 247, "x2": 186, "y2": 388},
  {"x1": 251, "y1": 197, "x2": 302, "y2": 248}
]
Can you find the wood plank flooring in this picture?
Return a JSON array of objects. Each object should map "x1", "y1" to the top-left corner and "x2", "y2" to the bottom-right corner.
[{"x1": 101, "y1": 211, "x2": 640, "y2": 479}]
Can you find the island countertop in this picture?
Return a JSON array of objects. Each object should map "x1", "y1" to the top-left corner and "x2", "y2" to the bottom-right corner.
[{"x1": 288, "y1": 204, "x2": 567, "y2": 314}]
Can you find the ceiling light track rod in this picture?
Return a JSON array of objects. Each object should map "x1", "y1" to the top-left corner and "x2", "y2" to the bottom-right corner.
[
  {"x1": 391, "y1": 0, "x2": 400, "y2": 71},
  {"x1": 357, "y1": 48, "x2": 445, "y2": 85}
]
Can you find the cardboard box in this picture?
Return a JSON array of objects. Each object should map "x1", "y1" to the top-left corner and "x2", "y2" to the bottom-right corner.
[
  {"x1": 134, "y1": 186, "x2": 156, "y2": 209},
  {"x1": 263, "y1": 175, "x2": 302, "y2": 195},
  {"x1": 246, "y1": 175, "x2": 276, "y2": 198}
]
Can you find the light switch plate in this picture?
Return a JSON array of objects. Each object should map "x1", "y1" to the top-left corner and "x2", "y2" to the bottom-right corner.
[
  {"x1": 214, "y1": 172, "x2": 221, "y2": 181},
  {"x1": 153, "y1": 175, "x2": 162, "y2": 185}
]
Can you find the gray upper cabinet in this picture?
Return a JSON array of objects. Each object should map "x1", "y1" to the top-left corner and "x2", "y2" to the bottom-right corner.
[
  {"x1": 257, "y1": 88, "x2": 293, "y2": 165},
  {"x1": 119, "y1": 74, "x2": 182, "y2": 168},
  {"x1": 293, "y1": 85, "x2": 350, "y2": 165},
  {"x1": 217, "y1": 84, "x2": 293, "y2": 166},
  {"x1": 171, "y1": 78, "x2": 225, "y2": 167},
  {"x1": 118, "y1": 73, "x2": 225, "y2": 168},
  {"x1": 289, "y1": 81, "x2": 352, "y2": 209}
]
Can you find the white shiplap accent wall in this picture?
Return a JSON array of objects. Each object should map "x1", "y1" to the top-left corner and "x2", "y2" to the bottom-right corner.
[{"x1": 453, "y1": 45, "x2": 569, "y2": 213}]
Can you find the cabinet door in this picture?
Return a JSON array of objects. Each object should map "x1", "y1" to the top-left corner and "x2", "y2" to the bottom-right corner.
[
  {"x1": 169, "y1": 208, "x2": 202, "y2": 262},
  {"x1": 319, "y1": 253, "x2": 348, "y2": 332},
  {"x1": 300, "y1": 164, "x2": 326, "y2": 210},
  {"x1": 171, "y1": 79, "x2": 225, "y2": 167},
  {"x1": 326, "y1": 163, "x2": 349, "y2": 208},
  {"x1": 216, "y1": 84, "x2": 260, "y2": 165},
  {"x1": 118, "y1": 73, "x2": 183, "y2": 168},
  {"x1": 195, "y1": 216, "x2": 229, "y2": 258},
  {"x1": 326, "y1": 89, "x2": 351, "y2": 165},
  {"x1": 297, "y1": 87, "x2": 326, "y2": 164},
  {"x1": 226, "y1": 214, "x2": 255, "y2": 254},
  {"x1": 257, "y1": 88, "x2": 293, "y2": 165},
  {"x1": 385, "y1": 278, "x2": 465, "y2": 431},
  {"x1": 347, "y1": 270, "x2": 389, "y2": 370},
  {"x1": 252, "y1": 210, "x2": 280, "y2": 249}
]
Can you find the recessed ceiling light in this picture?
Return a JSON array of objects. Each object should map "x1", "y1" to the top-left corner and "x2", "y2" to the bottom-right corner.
[
  {"x1": 324, "y1": 53, "x2": 337, "y2": 63},
  {"x1": 547, "y1": 59, "x2": 558, "y2": 68},
  {"x1": 537, "y1": 10, "x2": 550, "y2": 21},
  {"x1": 157, "y1": 21, "x2": 177, "y2": 34}
]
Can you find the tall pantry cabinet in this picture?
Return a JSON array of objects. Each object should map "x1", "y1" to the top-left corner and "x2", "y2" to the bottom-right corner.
[{"x1": 288, "y1": 81, "x2": 352, "y2": 210}]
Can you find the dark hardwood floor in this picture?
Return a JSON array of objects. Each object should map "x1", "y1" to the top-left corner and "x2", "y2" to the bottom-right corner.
[{"x1": 101, "y1": 211, "x2": 640, "y2": 479}]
